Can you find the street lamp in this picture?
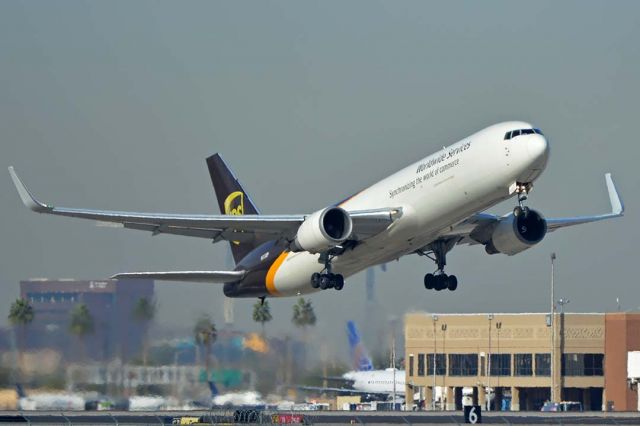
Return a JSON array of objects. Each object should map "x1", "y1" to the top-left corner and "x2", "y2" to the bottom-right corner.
[
  {"x1": 557, "y1": 298, "x2": 570, "y2": 314},
  {"x1": 550, "y1": 252, "x2": 557, "y2": 403},
  {"x1": 441, "y1": 323, "x2": 447, "y2": 409},
  {"x1": 487, "y1": 314, "x2": 493, "y2": 411},
  {"x1": 432, "y1": 314, "x2": 438, "y2": 410}
]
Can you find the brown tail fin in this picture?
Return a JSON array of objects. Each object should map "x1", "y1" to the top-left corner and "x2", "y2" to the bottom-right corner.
[{"x1": 206, "y1": 153, "x2": 260, "y2": 264}]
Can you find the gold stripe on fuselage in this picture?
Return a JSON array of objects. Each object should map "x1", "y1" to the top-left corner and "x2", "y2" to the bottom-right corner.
[{"x1": 265, "y1": 251, "x2": 288, "y2": 296}]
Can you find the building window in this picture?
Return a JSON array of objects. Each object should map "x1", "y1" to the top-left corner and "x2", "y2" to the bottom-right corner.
[
  {"x1": 562, "y1": 353, "x2": 603, "y2": 376},
  {"x1": 448, "y1": 354, "x2": 478, "y2": 376},
  {"x1": 535, "y1": 353, "x2": 551, "y2": 376},
  {"x1": 426, "y1": 354, "x2": 446, "y2": 375},
  {"x1": 490, "y1": 354, "x2": 511, "y2": 376},
  {"x1": 514, "y1": 354, "x2": 533, "y2": 376},
  {"x1": 417, "y1": 354, "x2": 425, "y2": 376},
  {"x1": 409, "y1": 355, "x2": 414, "y2": 377}
]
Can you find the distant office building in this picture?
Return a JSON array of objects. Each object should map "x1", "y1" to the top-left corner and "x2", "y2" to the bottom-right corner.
[
  {"x1": 20, "y1": 279, "x2": 154, "y2": 362},
  {"x1": 405, "y1": 312, "x2": 640, "y2": 412}
]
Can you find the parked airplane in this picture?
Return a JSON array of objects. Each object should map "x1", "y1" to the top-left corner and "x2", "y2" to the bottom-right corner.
[
  {"x1": 298, "y1": 320, "x2": 405, "y2": 397},
  {"x1": 10, "y1": 121, "x2": 623, "y2": 297},
  {"x1": 343, "y1": 321, "x2": 405, "y2": 395},
  {"x1": 15, "y1": 384, "x2": 85, "y2": 411}
]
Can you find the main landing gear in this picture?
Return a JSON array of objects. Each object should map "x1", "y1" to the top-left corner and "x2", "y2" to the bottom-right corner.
[
  {"x1": 310, "y1": 251, "x2": 345, "y2": 291},
  {"x1": 310, "y1": 272, "x2": 344, "y2": 290},
  {"x1": 418, "y1": 239, "x2": 458, "y2": 292}
]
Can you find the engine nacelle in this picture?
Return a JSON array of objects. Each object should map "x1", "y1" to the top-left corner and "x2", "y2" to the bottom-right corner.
[
  {"x1": 485, "y1": 209, "x2": 547, "y2": 256},
  {"x1": 291, "y1": 207, "x2": 353, "y2": 253}
]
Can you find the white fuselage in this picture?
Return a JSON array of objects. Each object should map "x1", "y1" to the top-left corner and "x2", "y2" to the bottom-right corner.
[
  {"x1": 269, "y1": 121, "x2": 549, "y2": 296},
  {"x1": 343, "y1": 368, "x2": 406, "y2": 395}
]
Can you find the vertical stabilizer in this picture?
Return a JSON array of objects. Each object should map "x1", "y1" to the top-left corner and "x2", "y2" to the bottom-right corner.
[
  {"x1": 346, "y1": 321, "x2": 374, "y2": 371},
  {"x1": 206, "y1": 154, "x2": 261, "y2": 264}
]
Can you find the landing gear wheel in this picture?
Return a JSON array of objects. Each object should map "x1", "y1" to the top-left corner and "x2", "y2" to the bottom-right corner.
[
  {"x1": 514, "y1": 206, "x2": 523, "y2": 217},
  {"x1": 319, "y1": 274, "x2": 332, "y2": 290},
  {"x1": 424, "y1": 273, "x2": 434, "y2": 289},
  {"x1": 447, "y1": 275, "x2": 458, "y2": 291},
  {"x1": 334, "y1": 275, "x2": 344, "y2": 291},
  {"x1": 433, "y1": 275, "x2": 444, "y2": 291},
  {"x1": 310, "y1": 273, "x2": 321, "y2": 289}
]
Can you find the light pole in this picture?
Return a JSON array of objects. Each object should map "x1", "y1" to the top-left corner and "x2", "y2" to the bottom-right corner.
[
  {"x1": 441, "y1": 323, "x2": 447, "y2": 409},
  {"x1": 495, "y1": 321, "x2": 502, "y2": 395},
  {"x1": 557, "y1": 298, "x2": 570, "y2": 315},
  {"x1": 550, "y1": 252, "x2": 557, "y2": 403},
  {"x1": 487, "y1": 313, "x2": 493, "y2": 411},
  {"x1": 432, "y1": 314, "x2": 438, "y2": 410}
]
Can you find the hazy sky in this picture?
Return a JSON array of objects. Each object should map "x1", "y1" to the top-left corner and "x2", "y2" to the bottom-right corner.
[{"x1": 1, "y1": 1, "x2": 638, "y2": 353}]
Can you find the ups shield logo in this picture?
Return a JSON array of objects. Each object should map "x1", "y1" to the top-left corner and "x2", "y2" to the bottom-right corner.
[
  {"x1": 224, "y1": 191, "x2": 244, "y2": 216},
  {"x1": 224, "y1": 192, "x2": 244, "y2": 245}
]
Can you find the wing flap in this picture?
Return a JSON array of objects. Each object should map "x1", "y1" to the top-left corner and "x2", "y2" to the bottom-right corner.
[{"x1": 111, "y1": 270, "x2": 246, "y2": 283}]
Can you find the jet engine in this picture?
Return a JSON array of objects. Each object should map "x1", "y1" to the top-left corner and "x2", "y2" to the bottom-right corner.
[
  {"x1": 291, "y1": 207, "x2": 353, "y2": 253},
  {"x1": 485, "y1": 209, "x2": 547, "y2": 256}
]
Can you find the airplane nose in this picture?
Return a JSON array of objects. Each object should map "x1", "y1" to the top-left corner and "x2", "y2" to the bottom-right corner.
[{"x1": 527, "y1": 135, "x2": 549, "y2": 163}]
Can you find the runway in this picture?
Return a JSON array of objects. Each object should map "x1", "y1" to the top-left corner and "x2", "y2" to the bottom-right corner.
[{"x1": 1, "y1": 410, "x2": 640, "y2": 425}]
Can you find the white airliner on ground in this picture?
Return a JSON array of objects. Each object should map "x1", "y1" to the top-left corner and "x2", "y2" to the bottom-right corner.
[
  {"x1": 298, "y1": 321, "x2": 405, "y2": 398},
  {"x1": 9, "y1": 121, "x2": 623, "y2": 297}
]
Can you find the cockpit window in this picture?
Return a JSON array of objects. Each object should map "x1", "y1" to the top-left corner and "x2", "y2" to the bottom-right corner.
[{"x1": 504, "y1": 128, "x2": 544, "y2": 140}]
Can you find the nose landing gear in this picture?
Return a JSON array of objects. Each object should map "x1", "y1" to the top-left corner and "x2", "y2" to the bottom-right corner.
[
  {"x1": 418, "y1": 239, "x2": 459, "y2": 292},
  {"x1": 514, "y1": 182, "x2": 533, "y2": 217}
]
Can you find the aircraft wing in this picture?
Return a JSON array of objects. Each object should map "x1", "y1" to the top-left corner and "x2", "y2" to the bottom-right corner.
[
  {"x1": 111, "y1": 270, "x2": 246, "y2": 283},
  {"x1": 9, "y1": 167, "x2": 398, "y2": 243},
  {"x1": 446, "y1": 173, "x2": 624, "y2": 246}
]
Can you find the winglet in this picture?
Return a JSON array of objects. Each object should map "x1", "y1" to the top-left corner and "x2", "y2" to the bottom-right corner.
[
  {"x1": 8, "y1": 167, "x2": 51, "y2": 213},
  {"x1": 605, "y1": 173, "x2": 624, "y2": 216}
]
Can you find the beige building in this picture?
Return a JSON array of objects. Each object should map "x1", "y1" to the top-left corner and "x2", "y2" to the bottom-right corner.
[{"x1": 405, "y1": 312, "x2": 640, "y2": 411}]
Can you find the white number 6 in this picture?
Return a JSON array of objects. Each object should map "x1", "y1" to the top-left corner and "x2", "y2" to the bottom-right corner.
[{"x1": 469, "y1": 406, "x2": 478, "y2": 424}]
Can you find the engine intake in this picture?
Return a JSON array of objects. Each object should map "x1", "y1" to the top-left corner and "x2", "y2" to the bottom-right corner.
[
  {"x1": 485, "y1": 209, "x2": 547, "y2": 256},
  {"x1": 292, "y1": 207, "x2": 353, "y2": 253}
]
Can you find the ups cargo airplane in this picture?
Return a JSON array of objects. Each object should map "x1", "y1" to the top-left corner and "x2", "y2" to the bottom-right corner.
[{"x1": 10, "y1": 121, "x2": 624, "y2": 298}]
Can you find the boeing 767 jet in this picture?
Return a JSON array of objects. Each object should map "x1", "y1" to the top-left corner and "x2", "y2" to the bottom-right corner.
[{"x1": 10, "y1": 121, "x2": 623, "y2": 299}]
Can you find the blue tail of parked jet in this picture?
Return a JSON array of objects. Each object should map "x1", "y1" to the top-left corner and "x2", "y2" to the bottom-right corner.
[{"x1": 346, "y1": 321, "x2": 373, "y2": 371}]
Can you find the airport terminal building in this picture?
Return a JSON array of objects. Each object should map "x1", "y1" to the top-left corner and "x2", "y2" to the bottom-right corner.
[{"x1": 405, "y1": 312, "x2": 640, "y2": 411}]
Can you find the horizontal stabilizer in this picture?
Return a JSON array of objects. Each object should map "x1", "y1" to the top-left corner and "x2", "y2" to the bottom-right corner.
[{"x1": 111, "y1": 270, "x2": 245, "y2": 283}]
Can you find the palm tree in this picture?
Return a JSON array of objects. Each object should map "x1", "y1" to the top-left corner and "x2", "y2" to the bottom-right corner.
[
  {"x1": 132, "y1": 297, "x2": 156, "y2": 366},
  {"x1": 252, "y1": 300, "x2": 273, "y2": 336},
  {"x1": 290, "y1": 298, "x2": 316, "y2": 384},
  {"x1": 292, "y1": 298, "x2": 316, "y2": 331},
  {"x1": 8, "y1": 298, "x2": 34, "y2": 378},
  {"x1": 69, "y1": 303, "x2": 94, "y2": 362},
  {"x1": 193, "y1": 315, "x2": 217, "y2": 383}
]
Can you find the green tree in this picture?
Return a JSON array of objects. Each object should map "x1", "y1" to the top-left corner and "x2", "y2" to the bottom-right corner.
[
  {"x1": 193, "y1": 315, "x2": 217, "y2": 381},
  {"x1": 69, "y1": 303, "x2": 94, "y2": 361},
  {"x1": 132, "y1": 297, "x2": 156, "y2": 366},
  {"x1": 8, "y1": 298, "x2": 35, "y2": 377},
  {"x1": 252, "y1": 300, "x2": 273, "y2": 336},
  {"x1": 292, "y1": 298, "x2": 316, "y2": 331}
]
